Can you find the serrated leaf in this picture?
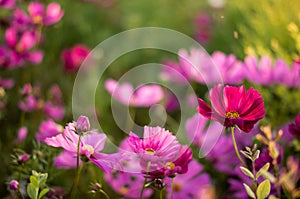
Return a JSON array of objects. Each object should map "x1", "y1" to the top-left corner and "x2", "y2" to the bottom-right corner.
[
  {"x1": 27, "y1": 183, "x2": 38, "y2": 199},
  {"x1": 240, "y1": 166, "x2": 255, "y2": 180},
  {"x1": 257, "y1": 179, "x2": 271, "y2": 199},
  {"x1": 256, "y1": 163, "x2": 270, "y2": 179},
  {"x1": 243, "y1": 183, "x2": 256, "y2": 199},
  {"x1": 38, "y1": 188, "x2": 49, "y2": 199}
]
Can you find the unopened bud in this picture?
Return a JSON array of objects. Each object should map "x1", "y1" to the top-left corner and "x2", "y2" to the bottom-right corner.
[
  {"x1": 9, "y1": 180, "x2": 19, "y2": 191},
  {"x1": 76, "y1": 115, "x2": 90, "y2": 132}
]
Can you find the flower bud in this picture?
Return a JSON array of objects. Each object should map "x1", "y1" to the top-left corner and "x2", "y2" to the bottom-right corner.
[
  {"x1": 9, "y1": 180, "x2": 19, "y2": 191},
  {"x1": 18, "y1": 154, "x2": 30, "y2": 164},
  {"x1": 76, "y1": 115, "x2": 90, "y2": 132}
]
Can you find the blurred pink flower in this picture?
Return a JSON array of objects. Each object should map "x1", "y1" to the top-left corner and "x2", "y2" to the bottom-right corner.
[
  {"x1": 0, "y1": 77, "x2": 14, "y2": 89},
  {"x1": 0, "y1": 0, "x2": 15, "y2": 9},
  {"x1": 105, "y1": 79, "x2": 164, "y2": 107},
  {"x1": 198, "y1": 84, "x2": 265, "y2": 132},
  {"x1": 166, "y1": 160, "x2": 211, "y2": 199},
  {"x1": 62, "y1": 45, "x2": 90, "y2": 72},
  {"x1": 12, "y1": 2, "x2": 63, "y2": 29},
  {"x1": 18, "y1": 95, "x2": 38, "y2": 112},
  {"x1": 16, "y1": 126, "x2": 28, "y2": 143},
  {"x1": 4, "y1": 28, "x2": 43, "y2": 67},
  {"x1": 44, "y1": 85, "x2": 65, "y2": 121},
  {"x1": 36, "y1": 119, "x2": 63, "y2": 142},
  {"x1": 194, "y1": 12, "x2": 212, "y2": 45},
  {"x1": 289, "y1": 113, "x2": 300, "y2": 138}
]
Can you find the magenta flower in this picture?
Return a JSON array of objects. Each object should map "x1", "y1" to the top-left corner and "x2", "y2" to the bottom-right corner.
[
  {"x1": 127, "y1": 126, "x2": 192, "y2": 178},
  {"x1": 105, "y1": 79, "x2": 164, "y2": 107},
  {"x1": 198, "y1": 84, "x2": 265, "y2": 132},
  {"x1": 5, "y1": 28, "x2": 43, "y2": 67},
  {"x1": 18, "y1": 95, "x2": 38, "y2": 112},
  {"x1": 0, "y1": 0, "x2": 15, "y2": 9},
  {"x1": 36, "y1": 119, "x2": 63, "y2": 142},
  {"x1": 61, "y1": 45, "x2": 90, "y2": 72},
  {"x1": 289, "y1": 113, "x2": 300, "y2": 138},
  {"x1": 8, "y1": 180, "x2": 19, "y2": 191},
  {"x1": 12, "y1": 2, "x2": 63, "y2": 28},
  {"x1": 0, "y1": 77, "x2": 14, "y2": 89},
  {"x1": 166, "y1": 160, "x2": 212, "y2": 199}
]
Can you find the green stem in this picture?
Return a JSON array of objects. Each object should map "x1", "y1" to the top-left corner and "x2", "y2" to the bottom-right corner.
[
  {"x1": 139, "y1": 161, "x2": 151, "y2": 199},
  {"x1": 231, "y1": 127, "x2": 247, "y2": 167},
  {"x1": 70, "y1": 135, "x2": 82, "y2": 199},
  {"x1": 170, "y1": 177, "x2": 175, "y2": 199},
  {"x1": 252, "y1": 160, "x2": 258, "y2": 191},
  {"x1": 160, "y1": 189, "x2": 164, "y2": 199},
  {"x1": 99, "y1": 189, "x2": 110, "y2": 199}
]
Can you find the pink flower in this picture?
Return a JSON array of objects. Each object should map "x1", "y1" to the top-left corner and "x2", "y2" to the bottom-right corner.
[
  {"x1": 0, "y1": 77, "x2": 14, "y2": 89},
  {"x1": 105, "y1": 79, "x2": 164, "y2": 107},
  {"x1": 8, "y1": 180, "x2": 19, "y2": 191},
  {"x1": 5, "y1": 28, "x2": 43, "y2": 67},
  {"x1": 0, "y1": 0, "x2": 15, "y2": 9},
  {"x1": 44, "y1": 85, "x2": 65, "y2": 121},
  {"x1": 36, "y1": 119, "x2": 63, "y2": 142},
  {"x1": 18, "y1": 95, "x2": 38, "y2": 112},
  {"x1": 17, "y1": 126, "x2": 28, "y2": 143},
  {"x1": 76, "y1": 115, "x2": 90, "y2": 132},
  {"x1": 198, "y1": 84, "x2": 265, "y2": 132},
  {"x1": 166, "y1": 160, "x2": 212, "y2": 199},
  {"x1": 12, "y1": 2, "x2": 63, "y2": 28},
  {"x1": 54, "y1": 151, "x2": 80, "y2": 168},
  {"x1": 61, "y1": 45, "x2": 90, "y2": 72},
  {"x1": 289, "y1": 113, "x2": 300, "y2": 138},
  {"x1": 45, "y1": 116, "x2": 118, "y2": 172},
  {"x1": 127, "y1": 126, "x2": 192, "y2": 178}
]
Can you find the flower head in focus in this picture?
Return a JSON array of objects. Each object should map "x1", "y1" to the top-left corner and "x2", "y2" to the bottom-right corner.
[
  {"x1": 198, "y1": 84, "x2": 265, "y2": 132},
  {"x1": 127, "y1": 126, "x2": 192, "y2": 178}
]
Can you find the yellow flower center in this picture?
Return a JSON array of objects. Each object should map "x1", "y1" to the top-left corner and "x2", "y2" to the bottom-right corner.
[
  {"x1": 145, "y1": 148, "x2": 155, "y2": 155},
  {"x1": 226, "y1": 111, "x2": 240, "y2": 119},
  {"x1": 33, "y1": 16, "x2": 43, "y2": 24},
  {"x1": 119, "y1": 186, "x2": 128, "y2": 195},
  {"x1": 164, "y1": 162, "x2": 175, "y2": 170},
  {"x1": 173, "y1": 183, "x2": 181, "y2": 192},
  {"x1": 82, "y1": 144, "x2": 94, "y2": 155}
]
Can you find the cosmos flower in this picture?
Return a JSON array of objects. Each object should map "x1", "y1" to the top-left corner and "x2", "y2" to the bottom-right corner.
[
  {"x1": 4, "y1": 28, "x2": 43, "y2": 67},
  {"x1": 166, "y1": 160, "x2": 212, "y2": 199},
  {"x1": 45, "y1": 116, "x2": 118, "y2": 172},
  {"x1": 198, "y1": 84, "x2": 265, "y2": 132},
  {"x1": 61, "y1": 45, "x2": 90, "y2": 72},
  {"x1": 288, "y1": 113, "x2": 300, "y2": 138},
  {"x1": 54, "y1": 150, "x2": 80, "y2": 168},
  {"x1": 12, "y1": 2, "x2": 63, "y2": 29},
  {"x1": 0, "y1": 0, "x2": 15, "y2": 9},
  {"x1": 43, "y1": 85, "x2": 65, "y2": 121},
  {"x1": 36, "y1": 119, "x2": 63, "y2": 142},
  {"x1": 105, "y1": 79, "x2": 164, "y2": 107},
  {"x1": 127, "y1": 126, "x2": 192, "y2": 178}
]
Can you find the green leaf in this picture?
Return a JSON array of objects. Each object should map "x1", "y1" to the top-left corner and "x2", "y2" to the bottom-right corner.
[
  {"x1": 38, "y1": 173, "x2": 48, "y2": 186},
  {"x1": 260, "y1": 170, "x2": 276, "y2": 183},
  {"x1": 243, "y1": 183, "x2": 256, "y2": 199},
  {"x1": 268, "y1": 195, "x2": 279, "y2": 199},
  {"x1": 240, "y1": 166, "x2": 255, "y2": 180},
  {"x1": 29, "y1": 176, "x2": 38, "y2": 188},
  {"x1": 27, "y1": 183, "x2": 38, "y2": 199},
  {"x1": 38, "y1": 188, "x2": 49, "y2": 199},
  {"x1": 257, "y1": 179, "x2": 271, "y2": 199},
  {"x1": 256, "y1": 163, "x2": 270, "y2": 179}
]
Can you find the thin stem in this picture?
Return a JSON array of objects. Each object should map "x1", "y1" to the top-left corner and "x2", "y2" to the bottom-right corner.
[
  {"x1": 99, "y1": 189, "x2": 110, "y2": 199},
  {"x1": 231, "y1": 127, "x2": 247, "y2": 167},
  {"x1": 70, "y1": 135, "x2": 82, "y2": 199},
  {"x1": 139, "y1": 161, "x2": 151, "y2": 199},
  {"x1": 252, "y1": 160, "x2": 258, "y2": 191},
  {"x1": 273, "y1": 160, "x2": 281, "y2": 198},
  {"x1": 170, "y1": 177, "x2": 175, "y2": 199},
  {"x1": 160, "y1": 189, "x2": 164, "y2": 199}
]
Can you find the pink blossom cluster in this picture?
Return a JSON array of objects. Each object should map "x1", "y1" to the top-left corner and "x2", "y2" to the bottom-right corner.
[
  {"x1": 0, "y1": 1, "x2": 63, "y2": 69},
  {"x1": 162, "y1": 48, "x2": 300, "y2": 88}
]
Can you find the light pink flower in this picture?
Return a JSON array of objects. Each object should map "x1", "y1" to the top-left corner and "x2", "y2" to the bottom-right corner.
[
  {"x1": 16, "y1": 126, "x2": 28, "y2": 143},
  {"x1": 54, "y1": 150, "x2": 80, "y2": 168},
  {"x1": 36, "y1": 119, "x2": 63, "y2": 142},
  {"x1": 105, "y1": 79, "x2": 164, "y2": 107}
]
